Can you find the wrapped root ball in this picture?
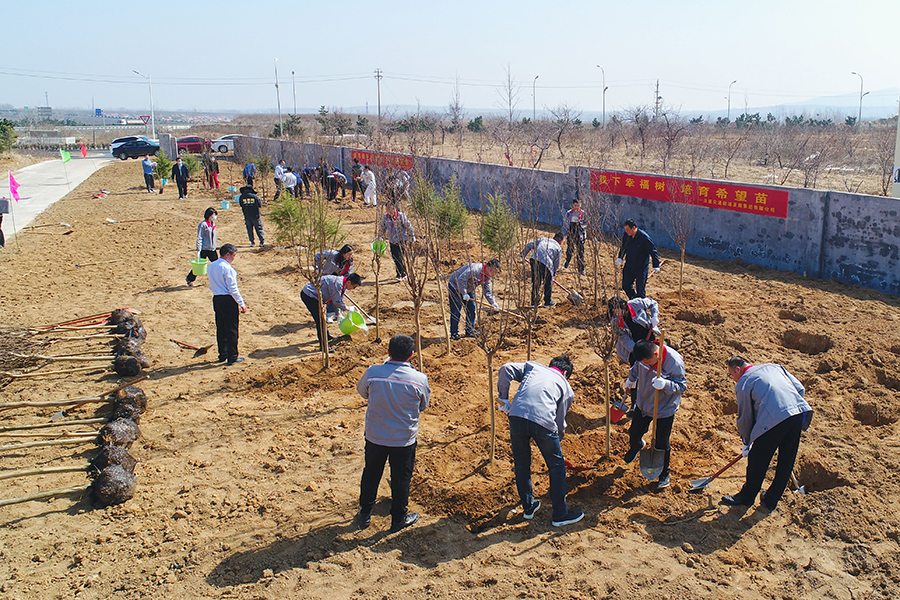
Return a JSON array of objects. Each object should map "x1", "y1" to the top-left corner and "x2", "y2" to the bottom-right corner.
[
  {"x1": 115, "y1": 386, "x2": 147, "y2": 412},
  {"x1": 110, "y1": 401, "x2": 141, "y2": 424},
  {"x1": 133, "y1": 351, "x2": 151, "y2": 369},
  {"x1": 107, "y1": 309, "x2": 137, "y2": 326},
  {"x1": 91, "y1": 465, "x2": 135, "y2": 507},
  {"x1": 113, "y1": 355, "x2": 141, "y2": 377},
  {"x1": 99, "y1": 418, "x2": 141, "y2": 448},
  {"x1": 91, "y1": 445, "x2": 138, "y2": 474},
  {"x1": 111, "y1": 337, "x2": 143, "y2": 357}
]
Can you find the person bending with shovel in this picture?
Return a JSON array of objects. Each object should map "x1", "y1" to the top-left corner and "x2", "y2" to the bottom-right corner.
[
  {"x1": 497, "y1": 354, "x2": 584, "y2": 527},
  {"x1": 609, "y1": 297, "x2": 660, "y2": 414},
  {"x1": 721, "y1": 356, "x2": 813, "y2": 510},
  {"x1": 622, "y1": 339, "x2": 686, "y2": 490},
  {"x1": 522, "y1": 232, "x2": 563, "y2": 308}
]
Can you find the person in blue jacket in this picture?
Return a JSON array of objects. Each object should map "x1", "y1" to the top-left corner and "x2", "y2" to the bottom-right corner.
[
  {"x1": 721, "y1": 356, "x2": 813, "y2": 510},
  {"x1": 617, "y1": 218, "x2": 660, "y2": 299}
]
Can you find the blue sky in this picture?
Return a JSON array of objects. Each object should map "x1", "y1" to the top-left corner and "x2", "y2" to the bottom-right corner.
[{"x1": 2, "y1": 0, "x2": 898, "y2": 117}]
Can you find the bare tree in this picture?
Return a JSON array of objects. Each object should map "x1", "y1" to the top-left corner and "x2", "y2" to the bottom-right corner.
[
  {"x1": 549, "y1": 104, "x2": 583, "y2": 163},
  {"x1": 448, "y1": 79, "x2": 466, "y2": 160},
  {"x1": 496, "y1": 63, "x2": 521, "y2": 129},
  {"x1": 297, "y1": 191, "x2": 347, "y2": 369},
  {"x1": 653, "y1": 108, "x2": 688, "y2": 174},
  {"x1": 872, "y1": 124, "x2": 897, "y2": 196},
  {"x1": 662, "y1": 177, "x2": 699, "y2": 300},
  {"x1": 622, "y1": 105, "x2": 652, "y2": 168}
]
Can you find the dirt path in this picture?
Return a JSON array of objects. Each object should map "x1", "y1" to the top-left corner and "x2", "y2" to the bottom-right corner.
[{"x1": 0, "y1": 159, "x2": 898, "y2": 599}]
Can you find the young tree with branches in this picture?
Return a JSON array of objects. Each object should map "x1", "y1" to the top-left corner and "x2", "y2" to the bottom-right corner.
[{"x1": 662, "y1": 177, "x2": 699, "y2": 301}]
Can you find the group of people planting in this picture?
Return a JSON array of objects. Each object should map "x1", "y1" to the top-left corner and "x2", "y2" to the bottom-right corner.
[{"x1": 184, "y1": 169, "x2": 813, "y2": 533}]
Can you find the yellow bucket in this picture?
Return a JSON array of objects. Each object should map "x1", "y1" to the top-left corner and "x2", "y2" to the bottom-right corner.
[
  {"x1": 190, "y1": 258, "x2": 209, "y2": 276},
  {"x1": 338, "y1": 310, "x2": 369, "y2": 336}
]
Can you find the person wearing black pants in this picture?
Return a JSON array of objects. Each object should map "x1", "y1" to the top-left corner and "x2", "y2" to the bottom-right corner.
[
  {"x1": 617, "y1": 219, "x2": 660, "y2": 299},
  {"x1": 171, "y1": 157, "x2": 190, "y2": 200},
  {"x1": 522, "y1": 233, "x2": 563, "y2": 308},
  {"x1": 356, "y1": 335, "x2": 430, "y2": 532},
  {"x1": 300, "y1": 291, "x2": 326, "y2": 351},
  {"x1": 186, "y1": 207, "x2": 217, "y2": 287},
  {"x1": 380, "y1": 204, "x2": 415, "y2": 280},
  {"x1": 722, "y1": 358, "x2": 813, "y2": 510},
  {"x1": 206, "y1": 244, "x2": 248, "y2": 365},
  {"x1": 622, "y1": 340, "x2": 687, "y2": 490},
  {"x1": 300, "y1": 273, "x2": 362, "y2": 351}
]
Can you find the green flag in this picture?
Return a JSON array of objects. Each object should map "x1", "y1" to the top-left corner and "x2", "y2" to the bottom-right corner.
[{"x1": 60, "y1": 149, "x2": 71, "y2": 163}]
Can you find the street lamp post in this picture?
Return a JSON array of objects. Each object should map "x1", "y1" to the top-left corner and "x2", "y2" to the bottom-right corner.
[
  {"x1": 274, "y1": 59, "x2": 283, "y2": 138},
  {"x1": 533, "y1": 75, "x2": 539, "y2": 120},
  {"x1": 851, "y1": 71, "x2": 866, "y2": 127},
  {"x1": 292, "y1": 70, "x2": 297, "y2": 115},
  {"x1": 727, "y1": 80, "x2": 737, "y2": 123},
  {"x1": 596, "y1": 65, "x2": 606, "y2": 127},
  {"x1": 132, "y1": 70, "x2": 156, "y2": 139}
]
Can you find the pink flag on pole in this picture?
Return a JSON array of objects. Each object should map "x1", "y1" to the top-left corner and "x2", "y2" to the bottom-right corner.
[
  {"x1": 80, "y1": 143, "x2": 87, "y2": 158},
  {"x1": 8, "y1": 171, "x2": 20, "y2": 202}
]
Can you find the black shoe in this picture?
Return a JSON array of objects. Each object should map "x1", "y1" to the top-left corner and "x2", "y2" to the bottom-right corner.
[
  {"x1": 450, "y1": 333, "x2": 461, "y2": 341},
  {"x1": 523, "y1": 499, "x2": 541, "y2": 520},
  {"x1": 543, "y1": 301, "x2": 557, "y2": 307},
  {"x1": 226, "y1": 357, "x2": 245, "y2": 365},
  {"x1": 720, "y1": 494, "x2": 753, "y2": 507},
  {"x1": 355, "y1": 510, "x2": 371, "y2": 530},
  {"x1": 552, "y1": 510, "x2": 584, "y2": 527},
  {"x1": 390, "y1": 512, "x2": 419, "y2": 533},
  {"x1": 656, "y1": 473, "x2": 671, "y2": 489},
  {"x1": 624, "y1": 440, "x2": 646, "y2": 464}
]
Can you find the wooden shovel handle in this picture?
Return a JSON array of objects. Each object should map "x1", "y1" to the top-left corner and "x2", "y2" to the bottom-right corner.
[
  {"x1": 650, "y1": 332, "x2": 665, "y2": 444},
  {"x1": 169, "y1": 339, "x2": 200, "y2": 350}
]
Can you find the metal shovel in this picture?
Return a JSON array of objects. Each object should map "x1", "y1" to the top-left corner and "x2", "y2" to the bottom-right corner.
[
  {"x1": 639, "y1": 333, "x2": 666, "y2": 480},
  {"x1": 552, "y1": 279, "x2": 584, "y2": 306},
  {"x1": 688, "y1": 454, "x2": 743, "y2": 492},
  {"x1": 169, "y1": 338, "x2": 214, "y2": 357}
]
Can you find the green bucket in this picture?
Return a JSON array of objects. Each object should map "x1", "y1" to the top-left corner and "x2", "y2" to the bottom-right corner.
[
  {"x1": 190, "y1": 258, "x2": 210, "y2": 276},
  {"x1": 339, "y1": 310, "x2": 369, "y2": 336},
  {"x1": 372, "y1": 239, "x2": 387, "y2": 256}
]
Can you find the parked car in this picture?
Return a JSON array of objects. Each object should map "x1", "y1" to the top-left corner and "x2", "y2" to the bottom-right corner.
[
  {"x1": 211, "y1": 134, "x2": 241, "y2": 154},
  {"x1": 110, "y1": 135, "x2": 156, "y2": 152},
  {"x1": 110, "y1": 138, "x2": 160, "y2": 160},
  {"x1": 176, "y1": 136, "x2": 211, "y2": 155}
]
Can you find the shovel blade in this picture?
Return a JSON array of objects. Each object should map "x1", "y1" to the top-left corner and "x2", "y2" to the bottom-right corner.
[
  {"x1": 688, "y1": 476, "x2": 713, "y2": 492},
  {"x1": 639, "y1": 446, "x2": 665, "y2": 480},
  {"x1": 192, "y1": 344, "x2": 213, "y2": 357},
  {"x1": 568, "y1": 292, "x2": 584, "y2": 306}
]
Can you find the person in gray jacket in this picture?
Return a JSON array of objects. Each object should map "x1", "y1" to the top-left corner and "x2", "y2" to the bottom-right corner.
[
  {"x1": 447, "y1": 259, "x2": 501, "y2": 340},
  {"x1": 623, "y1": 339, "x2": 687, "y2": 489},
  {"x1": 300, "y1": 273, "x2": 362, "y2": 352},
  {"x1": 380, "y1": 204, "x2": 415, "y2": 280},
  {"x1": 522, "y1": 232, "x2": 563, "y2": 307},
  {"x1": 609, "y1": 296, "x2": 660, "y2": 412},
  {"x1": 186, "y1": 207, "x2": 218, "y2": 287},
  {"x1": 721, "y1": 357, "x2": 813, "y2": 510},
  {"x1": 315, "y1": 245, "x2": 356, "y2": 322},
  {"x1": 356, "y1": 334, "x2": 431, "y2": 533},
  {"x1": 498, "y1": 354, "x2": 584, "y2": 527}
]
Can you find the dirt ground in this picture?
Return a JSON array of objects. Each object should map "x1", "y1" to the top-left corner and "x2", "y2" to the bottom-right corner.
[{"x1": 0, "y1": 158, "x2": 899, "y2": 599}]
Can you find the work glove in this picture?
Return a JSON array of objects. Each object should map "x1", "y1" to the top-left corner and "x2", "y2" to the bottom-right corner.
[
  {"x1": 651, "y1": 376, "x2": 667, "y2": 390},
  {"x1": 623, "y1": 377, "x2": 637, "y2": 390},
  {"x1": 741, "y1": 443, "x2": 751, "y2": 458},
  {"x1": 491, "y1": 303, "x2": 501, "y2": 313},
  {"x1": 498, "y1": 398, "x2": 510, "y2": 415},
  {"x1": 650, "y1": 315, "x2": 659, "y2": 327},
  {"x1": 616, "y1": 258, "x2": 623, "y2": 267},
  {"x1": 652, "y1": 267, "x2": 660, "y2": 274},
  {"x1": 462, "y1": 293, "x2": 471, "y2": 302}
]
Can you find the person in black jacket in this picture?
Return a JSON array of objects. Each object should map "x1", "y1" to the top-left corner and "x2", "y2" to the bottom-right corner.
[
  {"x1": 617, "y1": 219, "x2": 660, "y2": 299},
  {"x1": 171, "y1": 157, "x2": 191, "y2": 199},
  {"x1": 238, "y1": 186, "x2": 265, "y2": 247}
]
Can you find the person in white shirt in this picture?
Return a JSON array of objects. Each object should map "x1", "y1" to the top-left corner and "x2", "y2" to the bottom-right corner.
[
  {"x1": 207, "y1": 243, "x2": 248, "y2": 365},
  {"x1": 273, "y1": 159, "x2": 286, "y2": 200},
  {"x1": 363, "y1": 165, "x2": 377, "y2": 207}
]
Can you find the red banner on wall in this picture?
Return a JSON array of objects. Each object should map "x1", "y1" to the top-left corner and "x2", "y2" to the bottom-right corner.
[
  {"x1": 589, "y1": 169, "x2": 789, "y2": 219},
  {"x1": 351, "y1": 149, "x2": 414, "y2": 171}
]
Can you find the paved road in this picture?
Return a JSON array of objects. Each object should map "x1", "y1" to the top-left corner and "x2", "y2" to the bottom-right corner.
[{"x1": 3, "y1": 152, "x2": 113, "y2": 239}]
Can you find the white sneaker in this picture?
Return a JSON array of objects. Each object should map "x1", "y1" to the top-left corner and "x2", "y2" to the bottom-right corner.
[{"x1": 325, "y1": 314, "x2": 336, "y2": 323}]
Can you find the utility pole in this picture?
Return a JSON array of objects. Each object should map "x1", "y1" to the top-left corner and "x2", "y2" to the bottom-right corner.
[
  {"x1": 532, "y1": 75, "x2": 539, "y2": 121},
  {"x1": 292, "y1": 70, "x2": 297, "y2": 115},
  {"x1": 274, "y1": 59, "x2": 283, "y2": 138},
  {"x1": 374, "y1": 68, "x2": 383, "y2": 124},
  {"x1": 654, "y1": 80, "x2": 662, "y2": 118}
]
